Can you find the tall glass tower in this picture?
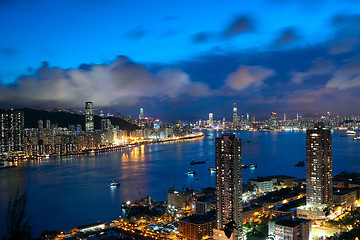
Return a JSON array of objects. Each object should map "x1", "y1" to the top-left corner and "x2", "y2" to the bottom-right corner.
[
  {"x1": 306, "y1": 123, "x2": 333, "y2": 207},
  {"x1": 215, "y1": 134, "x2": 242, "y2": 239},
  {"x1": 85, "y1": 102, "x2": 94, "y2": 133}
]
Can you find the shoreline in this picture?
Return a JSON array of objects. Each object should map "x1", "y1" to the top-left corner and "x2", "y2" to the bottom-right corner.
[{"x1": 2, "y1": 132, "x2": 205, "y2": 161}]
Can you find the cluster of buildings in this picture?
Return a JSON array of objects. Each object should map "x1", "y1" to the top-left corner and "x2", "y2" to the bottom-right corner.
[
  {"x1": 0, "y1": 103, "x2": 193, "y2": 158},
  {"x1": 167, "y1": 123, "x2": 359, "y2": 240},
  {"x1": 195, "y1": 103, "x2": 360, "y2": 132}
]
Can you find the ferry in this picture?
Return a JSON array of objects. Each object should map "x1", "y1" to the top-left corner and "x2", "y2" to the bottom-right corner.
[
  {"x1": 346, "y1": 130, "x2": 356, "y2": 135},
  {"x1": 109, "y1": 181, "x2": 120, "y2": 187}
]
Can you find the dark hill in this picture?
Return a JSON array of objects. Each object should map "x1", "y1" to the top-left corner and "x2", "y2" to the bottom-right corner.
[{"x1": 0, "y1": 108, "x2": 139, "y2": 131}]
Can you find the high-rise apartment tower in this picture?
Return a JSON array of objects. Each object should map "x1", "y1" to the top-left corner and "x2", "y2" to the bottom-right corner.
[
  {"x1": 306, "y1": 123, "x2": 333, "y2": 207},
  {"x1": 215, "y1": 134, "x2": 242, "y2": 239},
  {"x1": 0, "y1": 110, "x2": 24, "y2": 153}
]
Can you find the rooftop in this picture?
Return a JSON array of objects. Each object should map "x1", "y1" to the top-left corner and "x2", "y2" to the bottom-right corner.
[
  {"x1": 180, "y1": 211, "x2": 216, "y2": 224},
  {"x1": 276, "y1": 218, "x2": 310, "y2": 228}
]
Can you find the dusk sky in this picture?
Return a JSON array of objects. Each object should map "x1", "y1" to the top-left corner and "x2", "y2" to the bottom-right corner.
[{"x1": 1, "y1": 0, "x2": 360, "y2": 121}]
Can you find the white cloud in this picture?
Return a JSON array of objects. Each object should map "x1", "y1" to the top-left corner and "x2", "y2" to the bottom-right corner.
[
  {"x1": 225, "y1": 65, "x2": 275, "y2": 90},
  {"x1": 0, "y1": 56, "x2": 209, "y2": 108}
]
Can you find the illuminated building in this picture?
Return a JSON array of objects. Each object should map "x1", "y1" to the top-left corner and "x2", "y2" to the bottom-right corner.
[
  {"x1": 139, "y1": 107, "x2": 144, "y2": 120},
  {"x1": 179, "y1": 212, "x2": 216, "y2": 240},
  {"x1": 270, "y1": 112, "x2": 278, "y2": 129},
  {"x1": 38, "y1": 119, "x2": 43, "y2": 129},
  {"x1": 0, "y1": 110, "x2": 24, "y2": 153},
  {"x1": 306, "y1": 123, "x2": 333, "y2": 207},
  {"x1": 297, "y1": 123, "x2": 333, "y2": 221},
  {"x1": 101, "y1": 118, "x2": 111, "y2": 131},
  {"x1": 46, "y1": 119, "x2": 51, "y2": 129},
  {"x1": 85, "y1": 102, "x2": 94, "y2": 133},
  {"x1": 233, "y1": 103, "x2": 239, "y2": 126},
  {"x1": 214, "y1": 134, "x2": 242, "y2": 239},
  {"x1": 209, "y1": 113, "x2": 214, "y2": 126},
  {"x1": 268, "y1": 215, "x2": 311, "y2": 240}
]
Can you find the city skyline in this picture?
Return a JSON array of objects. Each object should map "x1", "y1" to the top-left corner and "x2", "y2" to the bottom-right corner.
[{"x1": 1, "y1": 1, "x2": 360, "y2": 121}]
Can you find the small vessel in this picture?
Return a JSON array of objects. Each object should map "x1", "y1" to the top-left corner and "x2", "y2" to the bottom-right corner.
[
  {"x1": 208, "y1": 167, "x2": 216, "y2": 172},
  {"x1": 242, "y1": 164, "x2": 249, "y2": 169},
  {"x1": 190, "y1": 159, "x2": 207, "y2": 165},
  {"x1": 295, "y1": 161, "x2": 305, "y2": 167},
  {"x1": 354, "y1": 136, "x2": 360, "y2": 141},
  {"x1": 186, "y1": 170, "x2": 196, "y2": 175},
  {"x1": 249, "y1": 164, "x2": 257, "y2": 169},
  {"x1": 346, "y1": 130, "x2": 356, "y2": 135},
  {"x1": 110, "y1": 181, "x2": 120, "y2": 187}
]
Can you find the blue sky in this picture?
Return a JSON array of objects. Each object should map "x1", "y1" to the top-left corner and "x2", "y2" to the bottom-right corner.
[{"x1": 1, "y1": 0, "x2": 360, "y2": 121}]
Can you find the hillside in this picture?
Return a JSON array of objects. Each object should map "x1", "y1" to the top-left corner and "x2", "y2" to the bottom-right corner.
[{"x1": 0, "y1": 108, "x2": 139, "y2": 132}]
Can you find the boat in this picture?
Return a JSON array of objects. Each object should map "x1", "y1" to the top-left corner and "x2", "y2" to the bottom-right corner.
[
  {"x1": 242, "y1": 164, "x2": 249, "y2": 169},
  {"x1": 346, "y1": 130, "x2": 356, "y2": 135},
  {"x1": 190, "y1": 159, "x2": 207, "y2": 165},
  {"x1": 295, "y1": 161, "x2": 305, "y2": 167},
  {"x1": 249, "y1": 164, "x2": 257, "y2": 169},
  {"x1": 186, "y1": 170, "x2": 196, "y2": 175},
  {"x1": 110, "y1": 181, "x2": 120, "y2": 187},
  {"x1": 208, "y1": 167, "x2": 216, "y2": 172},
  {"x1": 354, "y1": 136, "x2": 360, "y2": 141}
]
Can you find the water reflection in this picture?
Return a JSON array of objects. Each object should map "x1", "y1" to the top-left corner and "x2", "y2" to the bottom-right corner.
[{"x1": 0, "y1": 130, "x2": 359, "y2": 236}]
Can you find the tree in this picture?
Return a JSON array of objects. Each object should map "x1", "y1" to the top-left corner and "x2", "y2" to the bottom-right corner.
[{"x1": 3, "y1": 190, "x2": 32, "y2": 240}]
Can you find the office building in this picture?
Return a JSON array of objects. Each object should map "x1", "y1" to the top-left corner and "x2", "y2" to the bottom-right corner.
[
  {"x1": 214, "y1": 134, "x2": 242, "y2": 239},
  {"x1": 139, "y1": 108, "x2": 144, "y2": 120},
  {"x1": 233, "y1": 103, "x2": 239, "y2": 126},
  {"x1": 0, "y1": 110, "x2": 24, "y2": 153},
  {"x1": 85, "y1": 102, "x2": 94, "y2": 133},
  {"x1": 209, "y1": 113, "x2": 214, "y2": 126},
  {"x1": 306, "y1": 123, "x2": 333, "y2": 207}
]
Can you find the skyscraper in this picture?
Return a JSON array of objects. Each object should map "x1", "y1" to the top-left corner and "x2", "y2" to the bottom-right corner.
[
  {"x1": 0, "y1": 109, "x2": 24, "y2": 153},
  {"x1": 306, "y1": 123, "x2": 333, "y2": 207},
  {"x1": 209, "y1": 113, "x2": 214, "y2": 126},
  {"x1": 233, "y1": 103, "x2": 239, "y2": 126},
  {"x1": 214, "y1": 134, "x2": 242, "y2": 239},
  {"x1": 85, "y1": 102, "x2": 94, "y2": 133},
  {"x1": 270, "y1": 112, "x2": 277, "y2": 130},
  {"x1": 139, "y1": 108, "x2": 144, "y2": 120}
]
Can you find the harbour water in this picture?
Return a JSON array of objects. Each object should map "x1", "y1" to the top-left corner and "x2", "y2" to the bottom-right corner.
[{"x1": 0, "y1": 130, "x2": 359, "y2": 236}]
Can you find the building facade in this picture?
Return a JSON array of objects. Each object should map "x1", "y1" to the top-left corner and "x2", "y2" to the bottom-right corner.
[
  {"x1": 179, "y1": 213, "x2": 216, "y2": 240},
  {"x1": 215, "y1": 134, "x2": 242, "y2": 239},
  {"x1": 0, "y1": 110, "x2": 24, "y2": 153},
  {"x1": 85, "y1": 102, "x2": 94, "y2": 133},
  {"x1": 269, "y1": 216, "x2": 311, "y2": 240},
  {"x1": 306, "y1": 123, "x2": 333, "y2": 207}
]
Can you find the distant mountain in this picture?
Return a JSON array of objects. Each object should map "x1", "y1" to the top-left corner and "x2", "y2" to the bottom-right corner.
[{"x1": 0, "y1": 108, "x2": 139, "y2": 131}]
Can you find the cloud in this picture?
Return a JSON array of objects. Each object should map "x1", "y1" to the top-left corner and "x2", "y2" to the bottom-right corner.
[
  {"x1": 191, "y1": 32, "x2": 212, "y2": 44},
  {"x1": 223, "y1": 15, "x2": 254, "y2": 38},
  {"x1": 225, "y1": 65, "x2": 275, "y2": 90},
  {"x1": 290, "y1": 59, "x2": 334, "y2": 84},
  {"x1": 125, "y1": 26, "x2": 148, "y2": 39},
  {"x1": 272, "y1": 28, "x2": 299, "y2": 46},
  {"x1": 0, "y1": 56, "x2": 209, "y2": 108},
  {"x1": 328, "y1": 14, "x2": 360, "y2": 54},
  {"x1": 325, "y1": 58, "x2": 360, "y2": 90}
]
